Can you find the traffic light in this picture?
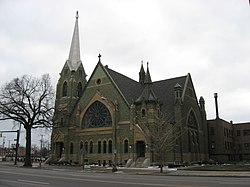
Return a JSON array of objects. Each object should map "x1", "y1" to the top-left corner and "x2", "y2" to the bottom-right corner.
[{"x1": 0, "y1": 132, "x2": 2, "y2": 137}]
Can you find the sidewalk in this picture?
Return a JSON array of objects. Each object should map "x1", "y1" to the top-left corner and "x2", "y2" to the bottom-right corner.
[{"x1": 1, "y1": 161, "x2": 250, "y2": 177}]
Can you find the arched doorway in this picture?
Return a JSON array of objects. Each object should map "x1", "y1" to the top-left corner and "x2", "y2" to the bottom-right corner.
[
  {"x1": 55, "y1": 142, "x2": 64, "y2": 158},
  {"x1": 136, "y1": 141, "x2": 145, "y2": 157}
]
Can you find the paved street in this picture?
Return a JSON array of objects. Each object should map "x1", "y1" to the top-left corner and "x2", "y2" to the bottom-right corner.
[{"x1": 0, "y1": 163, "x2": 250, "y2": 187}]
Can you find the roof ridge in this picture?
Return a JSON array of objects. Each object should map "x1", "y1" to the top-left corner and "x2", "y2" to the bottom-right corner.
[{"x1": 153, "y1": 75, "x2": 187, "y2": 83}]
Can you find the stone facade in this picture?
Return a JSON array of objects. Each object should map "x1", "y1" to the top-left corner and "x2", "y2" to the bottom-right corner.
[{"x1": 51, "y1": 13, "x2": 209, "y2": 166}]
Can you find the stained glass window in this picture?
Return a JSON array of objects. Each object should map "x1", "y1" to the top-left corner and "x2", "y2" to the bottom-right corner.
[
  {"x1": 82, "y1": 101, "x2": 112, "y2": 128},
  {"x1": 188, "y1": 111, "x2": 197, "y2": 128}
]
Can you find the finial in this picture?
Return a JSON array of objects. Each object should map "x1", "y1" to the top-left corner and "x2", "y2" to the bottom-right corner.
[
  {"x1": 98, "y1": 53, "x2": 102, "y2": 62},
  {"x1": 76, "y1": 11, "x2": 79, "y2": 19},
  {"x1": 147, "y1": 62, "x2": 149, "y2": 69}
]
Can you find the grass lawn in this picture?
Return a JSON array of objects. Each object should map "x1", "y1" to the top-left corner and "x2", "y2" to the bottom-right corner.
[{"x1": 183, "y1": 164, "x2": 250, "y2": 171}]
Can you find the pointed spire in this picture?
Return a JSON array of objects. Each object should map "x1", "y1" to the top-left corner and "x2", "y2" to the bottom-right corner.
[
  {"x1": 67, "y1": 11, "x2": 81, "y2": 71},
  {"x1": 135, "y1": 62, "x2": 158, "y2": 104},
  {"x1": 144, "y1": 62, "x2": 152, "y2": 84},
  {"x1": 140, "y1": 60, "x2": 145, "y2": 73},
  {"x1": 139, "y1": 60, "x2": 145, "y2": 85}
]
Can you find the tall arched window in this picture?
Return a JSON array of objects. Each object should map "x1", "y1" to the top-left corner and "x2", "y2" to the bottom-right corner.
[
  {"x1": 108, "y1": 140, "x2": 112, "y2": 153},
  {"x1": 103, "y1": 140, "x2": 107, "y2": 154},
  {"x1": 187, "y1": 111, "x2": 199, "y2": 155},
  {"x1": 70, "y1": 142, "x2": 74, "y2": 154},
  {"x1": 124, "y1": 139, "x2": 129, "y2": 153},
  {"x1": 84, "y1": 141, "x2": 88, "y2": 153},
  {"x1": 80, "y1": 141, "x2": 83, "y2": 150},
  {"x1": 98, "y1": 141, "x2": 101, "y2": 154},
  {"x1": 77, "y1": 82, "x2": 82, "y2": 97},
  {"x1": 89, "y1": 141, "x2": 93, "y2": 154},
  {"x1": 62, "y1": 81, "x2": 68, "y2": 97},
  {"x1": 188, "y1": 111, "x2": 198, "y2": 128}
]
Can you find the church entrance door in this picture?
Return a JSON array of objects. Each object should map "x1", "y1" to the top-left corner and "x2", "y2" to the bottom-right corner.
[
  {"x1": 55, "y1": 142, "x2": 64, "y2": 158},
  {"x1": 136, "y1": 141, "x2": 145, "y2": 157}
]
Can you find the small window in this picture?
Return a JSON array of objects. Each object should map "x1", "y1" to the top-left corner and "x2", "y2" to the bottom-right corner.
[
  {"x1": 64, "y1": 69, "x2": 68, "y2": 75},
  {"x1": 62, "y1": 82, "x2": 68, "y2": 97},
  {"x1": 60, "y1": 118, "x2": 64, "y2": 126},
  {"x1": 243, "y1": 130, "x2": 250, "y2": 136},
  {"x1": 103, "y1": 141, "x2": 107, "y2": 154},
  {"x1": 70, "y1": 142, "x2": 74, "y2": 154},
  {"x1": 237, "y1": 130, "x2": 241, "y2": 136},
  {"x1": 85, "y1": 141, "x2": 88, "y2": 153},
  {"x1": 108, "y1": 140, "x2": 112, "y2": 153},
  {"x1": 89, "y1": 141, "x2": 93, "y2": 154},
  {"x1": 96, "y1": 78, "x2": 101, "y2": 85},
  {"x1": 98, "y1": 141, "x2": 101, "y2": 154},
  {"x1": 141, "y1": 109, "x2": 146, "y2": 117},
  {"x1": 80, "y1": 141, "x2": 83, "y2": 150},
  {"x1": 210, "y1": 127, "x2": 214, "y2": 135},
  {"x1": 79, "y1": 70, "x2": 82, "y2": 76},
  {"x1": 77, "y1": 82, "x2": 83, "y2": 97}
]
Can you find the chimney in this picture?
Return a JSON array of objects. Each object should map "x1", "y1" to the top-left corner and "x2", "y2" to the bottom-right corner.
[{"x1": 214, "y1": 93, "x2": 219, "y2": 119}]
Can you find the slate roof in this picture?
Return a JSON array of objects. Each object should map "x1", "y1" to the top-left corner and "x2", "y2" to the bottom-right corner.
[
  {"x1": 152, "y1": 76, "x2": 187, "y2": 114},
  {"x1": 105, "y1": 66, "x2": 187, "y2": 114},
  {"x1": 105, "y1": 67, "x2": 143, "y2": 104}
]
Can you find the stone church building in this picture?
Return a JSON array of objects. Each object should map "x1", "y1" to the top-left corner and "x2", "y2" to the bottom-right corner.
[{"x1": 51, "y1": 13, "x2": 209, "y2": 166}]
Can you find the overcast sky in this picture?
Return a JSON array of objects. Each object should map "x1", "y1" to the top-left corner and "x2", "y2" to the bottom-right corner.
[{"x1": 0, "y1": 0, "x2": 250, "y2": 146}]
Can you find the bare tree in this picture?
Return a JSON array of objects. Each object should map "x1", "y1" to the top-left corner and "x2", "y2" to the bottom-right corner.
[
  {"x1": 141, "y1": 112, "x2": 185, "y2": 173},
  {"x1": 0, "y1": 74, "x2": 54, "y2": 167}
]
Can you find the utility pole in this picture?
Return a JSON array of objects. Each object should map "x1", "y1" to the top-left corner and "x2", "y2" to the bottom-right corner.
[
  {"x1": 40, "y1": 135, "x2": 43, "y2": 161},
  {"x1": 14, "y1": 129, "x2": 20, "y2": 165}
]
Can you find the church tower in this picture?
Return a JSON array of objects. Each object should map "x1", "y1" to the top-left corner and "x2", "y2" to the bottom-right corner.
[
  {"x1": 54, "y1": 11, "x2": 87, "y2": 128},
  {"x1": 134, "y1": 62, "x2": 161, "y2": 160}
]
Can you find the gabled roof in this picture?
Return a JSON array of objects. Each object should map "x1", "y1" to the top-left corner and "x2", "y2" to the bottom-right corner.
[
  {"x1": 104, "y1": 65, "x2": 188, "y2": 113},
  {"x1": 105, "y1": 66, "x2": 143, "y2": 105},
  {"x1": 152, "y1": 76, "x2": 187, "y2": 113}
]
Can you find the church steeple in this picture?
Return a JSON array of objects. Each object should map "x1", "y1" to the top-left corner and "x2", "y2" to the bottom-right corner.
[
  {"x1": 56, "y1": 11, "x2": 87, "y2": 100},
  {"x1": 139, "y1": 61, "x2": 145, "y2": 85},
  {"x1": 144, "y1": 62, "x2": 152, "y2": 84},
  {"x1": 67, "y1": 11, "x2": 83, "y2": 72},
  {"x1": 135, "y1": 62, "x2": 157, "y2": 103}
]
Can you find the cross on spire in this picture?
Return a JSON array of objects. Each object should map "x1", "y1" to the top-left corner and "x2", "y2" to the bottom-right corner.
[
  {"x1": 76, "y1": 11, "x2": 79, "y2": 19},
  {"x1": 98, "y1": 53, "x2": 102, "y2": 63}
]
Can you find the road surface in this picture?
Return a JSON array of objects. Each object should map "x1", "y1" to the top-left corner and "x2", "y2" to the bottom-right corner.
[{"x1": 0, "y1": 164, "x2": 249, "y2": 187}]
